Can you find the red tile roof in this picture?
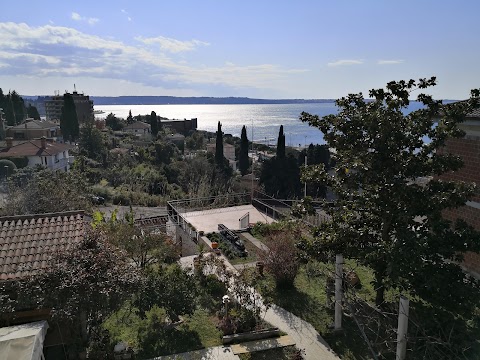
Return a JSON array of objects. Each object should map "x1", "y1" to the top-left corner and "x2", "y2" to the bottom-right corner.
[
  {"x1": 0, "y1": 211, "x2": 86, "y2": 281},
  {"x1": 0, "y1": 140, "x2": 72, "y2": 158}
]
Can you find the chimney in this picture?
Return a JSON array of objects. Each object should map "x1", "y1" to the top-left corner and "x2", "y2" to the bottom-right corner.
[
  {"x1": 6, "y1": 137, "x2": 13, "y2": 148},
  {"x1": 41, "y1": 136, "x2": 46, "y2": 149}
]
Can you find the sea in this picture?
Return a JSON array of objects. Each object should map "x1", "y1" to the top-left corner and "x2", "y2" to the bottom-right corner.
[{"x1": 94, "y1": 102, "x2": 425, "y2": 147}]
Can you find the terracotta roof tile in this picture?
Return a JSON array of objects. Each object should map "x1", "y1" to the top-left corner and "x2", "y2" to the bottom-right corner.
[{"x1": 0, "y1": 211, "x2": 86, "y2": 281}]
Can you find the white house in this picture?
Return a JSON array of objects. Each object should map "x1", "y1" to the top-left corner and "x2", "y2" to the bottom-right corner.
[{"x1": 0, "y1": 137, "x2": 73, "y2": 172}]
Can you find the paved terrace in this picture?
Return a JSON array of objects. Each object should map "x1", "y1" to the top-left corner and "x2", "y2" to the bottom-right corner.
[{"x1": 181, "y1": 204, "x2": 275, "y2": 233}]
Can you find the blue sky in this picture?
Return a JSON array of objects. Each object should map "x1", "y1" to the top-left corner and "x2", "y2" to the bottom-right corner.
[{"x1": 0, "y1": 0, "x2": 478, "y2": 99}]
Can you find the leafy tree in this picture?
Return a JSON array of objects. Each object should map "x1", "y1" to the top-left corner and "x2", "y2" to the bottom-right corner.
[
  {"x1": 258, "y1": 227, "x2": 301, "y2": 288},
  {"x1": 105, "y1": 112, "x2": 124, "y2": 131},
  {"x1": 215, "y1": 121, "x2": 224, "y2": 165},
  {"x1": 27, "y1": 104, "x2": 40, "y2": 120},
  {"x1": 154, "y1": 141, "x2": 177, "y2": 165},
  {"x1": 31, "y1": 229, "x2": 140, "y2": 341},
  {"x1": 3, "y1": 168, "x2": 92, "y2": 215},
  {"x1": 127, "y1": 109, "x2": 134, "y2": 124},
  {"x1": 60, "y1": 93, "x2": 79, "y2": 142},
  {"x1": 135, "y1": 264, "x2": 198, "y2": 322},
  {"x1": 102, "y1": 215, "x2": 178, "y2": 269},
  {"x1": 239, "y1": 125, "x2": 249, "y2": 175},
  {"x1": 299, "y1": 144, "x2": 332, "y2": 198},
  {"x1": 299, "y1": 77, "x2": 480, "y2": 310},
  {"x1": 150, "y1": 111, "x2": 158, "y2": 136},
  {"x1": 276, "y1": 125, "x2": 286, "y2": 158},
  {"x1": 79, "y1": 120, "x2": 107, "y2": 162}
]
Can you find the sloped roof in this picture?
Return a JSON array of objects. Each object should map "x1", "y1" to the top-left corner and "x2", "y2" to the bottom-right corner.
[
  {"x1": 0, "y1": 140, "x2": 72, "y2": 158},
  {"x1": 8, "y1": 120, "x2": 59, "y2": 130},
  {"x1": 0, "y1": 211, "x2": 85, "y2": 280}
]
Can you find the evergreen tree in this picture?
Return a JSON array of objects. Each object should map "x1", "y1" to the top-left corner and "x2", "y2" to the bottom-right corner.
[
  {"x1": 215, "y1": 121, "x2": 224, "y2": 165},
  {"x1": 60, "y1": 93, "x2": 79, "y2": 142},
  {"x1": 276, "y1": 125, "x2": 286, "y2": 158},
  {"x1": 4, "y1": 95, "x2": 15, "y2": 127},
  {"x1": 127, "y1": 110, "x2": 134, "y2": 124},
  {"x1": 27, "y1": 104, "x2": 41, "y2": 120},
  {"x1": 79, "y1": 120, "x2": 106, "y2": 162},
  {"x1": 239, "y1": 125, "x2": 249, "y2": 175},
  {"x1": 299, "y1": 78, "x2": 480, "y2": 310},
  {"x1": 150, "y1": 111, "x2": 158, "y2": 136},
  {"x1": 10, "y1": 91, "x2": 26, "y2": 125}
]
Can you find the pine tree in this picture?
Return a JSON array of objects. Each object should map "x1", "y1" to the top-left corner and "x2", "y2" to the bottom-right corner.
[
  {"x1": 276, "y1": 125, "x2": 286, "y2": 158},
  {"x1": 215, "y1": 121, "x2": 224, "y2": 165},
  {"x1": 239, "y1": 125, "x2": 249, "y2": 175},
  {"x1": 60, "y1": 93, "x2": 79, "y2": 142},
  {"x1": 150, "y1": 111, "x2": 158, "y2": 136}
]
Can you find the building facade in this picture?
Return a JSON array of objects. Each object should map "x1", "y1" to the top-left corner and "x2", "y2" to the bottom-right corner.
[
  {"x1": 438, "y1": 108, "x2": 480, "y2": 275},
  {"x1": 45, "y1": 91, "x2": 94, "y2": 123},
  {"x1": 0, "y1": 137, "x2": 73, "y2": 172}
]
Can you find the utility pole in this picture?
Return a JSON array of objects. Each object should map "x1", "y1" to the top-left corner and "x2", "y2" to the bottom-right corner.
[
  {"x1": 334, "y1": 254, "x2": 343, "y2": 330},
  {"x1": 396, "y1": 296, "x2": 409, "y2": 360},
  {"x1": 304, "y1": 155, "x2": 307, "y2": 197},
  {"x1": 251, "y1": 120, "x2": 254, "y2": 202}
]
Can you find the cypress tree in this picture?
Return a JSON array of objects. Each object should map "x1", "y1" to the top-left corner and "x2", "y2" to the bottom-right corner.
[
  {"x1": 276, "y1": 125, "x2": 286, "y2": 158},
  {"x1": 127, "y1": 110, "x2": 134, "y2": 124},
  {"x1": 150, "y1": 111, "x2": 158, "y2": 136},
  {"x1": 215, "y1": 121, "x2": 224, "y2": 165},
  {"x1": 239, "y1": 125, "x2": 249, "y2": 175},
  {"x1": 60, "y1": 93, "x2": 79, "y2": 142},
  {"x1": 27, "y1": 104, "x2": 41, "y2": 120},
  {"x1": 4, "y1": 95, "x2": 16, "y2": 127}
]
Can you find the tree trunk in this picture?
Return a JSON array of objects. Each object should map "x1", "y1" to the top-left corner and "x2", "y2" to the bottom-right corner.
[{"x1": 375, "y1": 271, "x2": 385, "y2": 307}]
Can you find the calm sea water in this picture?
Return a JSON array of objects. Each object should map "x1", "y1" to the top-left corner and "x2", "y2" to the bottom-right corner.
[{"x1": 94, "y1": 102, "x2": 424, "y2": 146}]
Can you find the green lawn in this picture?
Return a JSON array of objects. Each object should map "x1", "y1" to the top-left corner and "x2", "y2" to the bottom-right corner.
[{"x1": 254, "y1": 260, "x2": 382, "y2": 360}]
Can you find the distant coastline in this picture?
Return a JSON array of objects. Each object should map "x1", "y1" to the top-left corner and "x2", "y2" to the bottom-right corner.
[{"x1": 90, "y1": 96, "x2": 336, "y2": 106}]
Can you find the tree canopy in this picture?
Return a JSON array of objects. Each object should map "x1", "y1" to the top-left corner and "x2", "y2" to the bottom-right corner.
[
  {"x1": 239, "y1": 125, "x2": 249, "y2": 175},
  {"x1": 299, "y1": 77, "x2": 480, "y2": 311},
  {"x1": 215, "y1": 121, "x2": 224, "y2": 165},
  {"x1": 150, "y1": 111, "x2": 158, "y2": 136},
  {"x1": 60, "y1": 93, "x2": 79, "y2": 142},
  {"x1": 27, "y1": 104, "x2": 40, "y2": 120},
  {"x1": 276, "y1": 125, "x2": 286, "y2": 158}
]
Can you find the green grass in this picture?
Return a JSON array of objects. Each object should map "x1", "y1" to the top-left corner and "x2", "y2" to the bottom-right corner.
[
  {"x1": 229, "y1": 234, "x2": 259, "y2": 265},
  {"x1": 255, "y1": 260, "x2": 378, "y2": 360}
]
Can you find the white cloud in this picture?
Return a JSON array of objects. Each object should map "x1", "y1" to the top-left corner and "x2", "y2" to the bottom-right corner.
[
  {"x1": 327, "y1": 59, "x2": 364, "y2": 67},
  {"x1": 71, "y1": 12, "x2": 99, "y2": 25},
  {"x1": 135, "y1": 36, "x2": 210, "y2": 53},
  {"x1": 121, "y1": 9, "x2": 132, "y2": 22},
  {"x1": 377, "y1": 59, "x2": 404, "y2": 65},
  {"x1": 0, "y1": 22, "x2": 307, "y2": 92}
]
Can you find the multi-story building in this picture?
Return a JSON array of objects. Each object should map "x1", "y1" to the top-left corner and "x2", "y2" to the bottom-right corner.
[
  {"x1": 45, "y1": 91, "x2": 94, "y2": 123},
  {"x1": 439, "y1": 107, "x2": 480, "y2": 276}
]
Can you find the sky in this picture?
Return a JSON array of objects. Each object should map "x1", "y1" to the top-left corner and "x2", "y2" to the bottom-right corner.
[{"x1": 0, "y1": 0, "x2": 479, "y2": 99}]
